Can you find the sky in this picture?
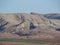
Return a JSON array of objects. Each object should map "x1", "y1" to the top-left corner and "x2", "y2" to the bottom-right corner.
[{"x1": 0, "y1": 0, "x2": 60, "y2": 14}]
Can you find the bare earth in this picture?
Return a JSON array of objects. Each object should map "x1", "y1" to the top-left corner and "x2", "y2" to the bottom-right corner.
[{"x1": 0, "y1": 42, "x2": 49, "y2": 45}]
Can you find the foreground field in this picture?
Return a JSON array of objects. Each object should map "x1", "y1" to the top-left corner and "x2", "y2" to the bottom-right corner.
[
  {"x1": 0, "y1": 38, "x2": 48, "y2": 44},
  {"x1": 0, "y1": 42, "x2": 49, "y2": 45},
  {"x1": 0, "y1": 38, "x2": 49, "y2": 45}
]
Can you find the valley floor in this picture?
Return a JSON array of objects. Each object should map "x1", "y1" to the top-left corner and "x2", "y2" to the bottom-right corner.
[
  {"x1": 0, "y1": 42, "x2": 49, "y2": 45},
  {"x1": 0, "y1": 38, "x2": 49, "y2": 45}
]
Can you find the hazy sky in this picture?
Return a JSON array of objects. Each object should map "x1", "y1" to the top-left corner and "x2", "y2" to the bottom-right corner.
[{"x1": 0, "y1": 0, "x2": 60, "y2": 14}]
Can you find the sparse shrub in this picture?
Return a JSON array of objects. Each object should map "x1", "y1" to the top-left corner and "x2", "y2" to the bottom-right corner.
[
  {"x1": 56, "y1": 28, "x2": 60, "y2": 31},
  {"x1": 29, "y1": 22, "x2": 36, "y2": 30},
  {"x1": 0, "y1": 18, "x2": 8, "y2": 31}
]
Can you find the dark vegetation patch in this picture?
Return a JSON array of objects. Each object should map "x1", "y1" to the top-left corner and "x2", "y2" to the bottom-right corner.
[
  {"x1": 0, "y1": 18, "x2": 8, "y2": 31},
  {"x1": 29, "y1": 22, "x2": 36, "y2": 30},
  {"x1": 56, "y1": 28, "x2": 60, "y2": 31}
]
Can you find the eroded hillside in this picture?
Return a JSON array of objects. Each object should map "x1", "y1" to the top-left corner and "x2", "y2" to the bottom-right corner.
[{"x1": 0, "y1": 13, "x2": 60, "y2": 35}]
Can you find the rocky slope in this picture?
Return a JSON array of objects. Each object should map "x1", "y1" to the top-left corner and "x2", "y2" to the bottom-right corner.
[
  {"x1": 0, "y1": 13, "x2": 60, "y2": 34},
  {"x1": 0, "y1": 13, "x2": 57, "y2": 35}
]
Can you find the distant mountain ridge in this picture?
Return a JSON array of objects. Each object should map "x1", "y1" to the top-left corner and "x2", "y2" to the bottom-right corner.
[{"x1": 30, "y1": 12, "x2": 60, "y2": 20}]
